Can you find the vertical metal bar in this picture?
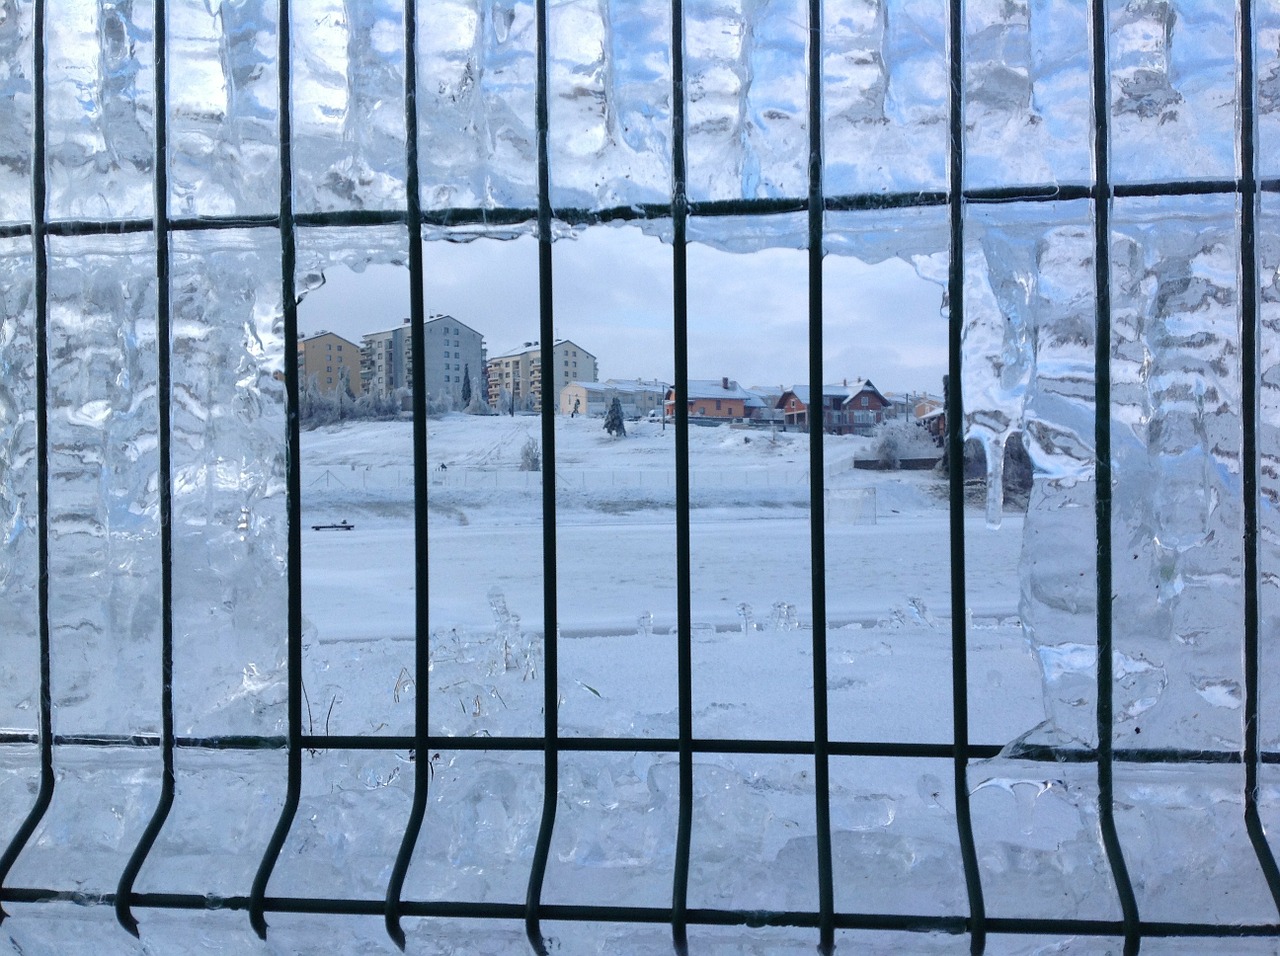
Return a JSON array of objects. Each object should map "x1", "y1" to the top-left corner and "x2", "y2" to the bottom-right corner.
[
  {"x1": 1239, "y1": 0, "x2": 1280, "y2": 913},
  {"x1": 669, "y1": 0, "x2": 694, "y2": 947},
  {"x1": 524, "y1": 0, "x2": 559, "y2": 946},
  {"x1": 0, "y1": 0, "x2": 54, "y2": 918},
  {"x1": 115, "y1": 0, "x2": 176, "y2": 933},
  {"x1": 805, "y1": 0, "x2": 834, "y2": 950},
  {"x1": 249, "y1": 0, "x2": 302, "y2": 935},
  {"x1": 946, "y1": 3, "x2": 986, "y2": 951},
  {"x1": 385, "y1": 0, "x2": 432, "y2": 944},
  {"x1": 1088, "y1": 2, "x2": 1141, "y2": 952}
]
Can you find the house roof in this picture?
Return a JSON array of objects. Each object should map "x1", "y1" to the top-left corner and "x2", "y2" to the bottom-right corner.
[
  {"x1": 777, "y1": 380, "x2": 887, "y2": 408},
  {"x1": 491, "y1": 339, "x2": 595, "y2": 361},
  {"x1": 569, "y1": 380, "x2": 664, "y2": 396},
  {"x1": 677, "y1": 379, "x2": 766, "y2": 407},
  {"x1": 364, "y1": 315, "x2": 483, "y2": 341},
  {"x1": 300, "y1": 330, "x2": 361, "y2": 350}
]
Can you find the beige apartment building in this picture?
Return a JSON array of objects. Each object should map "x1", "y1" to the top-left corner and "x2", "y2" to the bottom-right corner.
[
  {"x1": 298, "y1": 331, "x2": 363, "y2": 396},
  {"x1": 486, "y1": 339, "x2": 597, "y2": 411}
]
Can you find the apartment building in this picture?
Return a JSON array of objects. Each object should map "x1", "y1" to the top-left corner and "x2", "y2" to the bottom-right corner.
[
  {"x1": 486, "y1": 339, "x2": 597, "y2": 411},
  {"x1": 361, "y1": 314, "x2": 486, "y2": 406},
  {"x1": 298, "y1": 331, "x2": 363, "y2": 396}
]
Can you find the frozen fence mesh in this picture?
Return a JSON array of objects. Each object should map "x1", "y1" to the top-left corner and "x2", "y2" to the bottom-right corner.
[{"x1": 2, "y1": 0, "x2": 1280, "y2": 953}]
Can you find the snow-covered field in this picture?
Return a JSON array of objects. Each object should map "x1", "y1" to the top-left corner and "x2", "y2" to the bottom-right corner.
[{"x1": 299, "y1": 414, "x2": 1040, "y2": 746}]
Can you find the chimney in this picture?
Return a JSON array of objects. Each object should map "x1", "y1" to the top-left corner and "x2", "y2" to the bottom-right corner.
[{"x1": 721, "y1": 376, "x2": 729, "y2": 390}]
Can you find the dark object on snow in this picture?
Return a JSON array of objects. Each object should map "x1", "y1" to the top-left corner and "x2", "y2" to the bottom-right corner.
[
  {"x1": 312, "y1": 520, "x2": 355, "y2": 531},
  {"x1": 604, "y1": 396, "x2": 626, "y2": 437}
]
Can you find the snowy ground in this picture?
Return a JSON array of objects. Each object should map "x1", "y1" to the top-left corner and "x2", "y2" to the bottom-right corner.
[
  {"x1": 298, "y1": 414, "x2": 1041, "y2": 746},
  {"x1": 6, "y1": 414, "x2": 1275, "y2": 955}
]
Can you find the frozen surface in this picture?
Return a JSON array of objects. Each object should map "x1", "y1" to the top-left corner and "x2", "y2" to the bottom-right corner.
[
  {"x1": 4, "y1": 0, "x2": 1280, "y2": 951},
  {"x1": 169, "y1": 230, "x2": 289, "y2": 738},
  {"x1": 47, "y1": 235, "x2": 162, "y2": 736},
  {"x1": 168, "y1": 0, "x2": 280, "y2": 218},
  {"x1": 0, "y1": 239, "x2": 38, "y2": 731}
]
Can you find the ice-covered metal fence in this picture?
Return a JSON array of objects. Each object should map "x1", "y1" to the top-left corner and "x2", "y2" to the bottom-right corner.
[{"x1": 2, "y1": 0, "x2": 1280, "y2": 952}]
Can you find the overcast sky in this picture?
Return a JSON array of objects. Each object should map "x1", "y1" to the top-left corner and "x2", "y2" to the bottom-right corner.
[{"x1": 300, "y1": 225, "x2": 948, "y2": 396}]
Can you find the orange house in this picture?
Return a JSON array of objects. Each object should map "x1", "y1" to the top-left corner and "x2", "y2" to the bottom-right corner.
[{"x1": 664, "y1": 378, "x2": 765, "y2": 420}]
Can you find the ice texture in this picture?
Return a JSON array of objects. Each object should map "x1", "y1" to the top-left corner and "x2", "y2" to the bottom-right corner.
[
  {"x1": 47, "y1": 235, "x2": 163, "y2": 736},
  {"x1": 1261, "y1": 0, "x2": 1280, "y2": 180},
  {"x1": 823, "y1": 0, "x2": 948, "y2": 195},
  {"x1": 1261, "y1": 197, "x2": 1280, "y2": 749},
  {"x1": 959, "y1": 196, "x2": 1252, "y2": 756},
  {"x1": 1107, "y1": 0, "x2": 1237, "y2": 184},
  {"x1": 684, "y1": 0, "x2": 807, "y2": 201},
  {"x1": 45, "y1": 0, "x2": 155, "y2": 220},
  {"x1": 417, "y1": 0, "x2": 538, "y2": 210},
  {"x1": 169, "y1": 230, "x2": 288, "y2": 737},
  {"x1": 168, "y1": 0, "x2": 280, "y2": 217},
  {"x1": 131, "y1": 750, "x2": 286, "y2": 897},
  {"x1": 0, "y1": 239, "x2": 38, "y2": 732},
  {"x1": 1110, "y1": 197, "x2": 1245, "y2": 752},
  {"x1": 0, "y1": 0, "x2": 34, "y2": 224},
  {"x1": 5, "y1": 746, "x2": 161, "y2": 892},
  {"x1": 964, "y1": 0, "x2": 1092, "y2": 188},
  {"x1": 969, "y1": 761, "x2": 1118, "y2": 921},
  {"x1": 291, "y1": 0, "x2": 408, "y2": 212},
  {"x1": 547, "y1": 0, "x2": 671, "y2": 208}
]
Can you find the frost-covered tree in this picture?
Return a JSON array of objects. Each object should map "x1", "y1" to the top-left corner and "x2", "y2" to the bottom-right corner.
[
  {"x1": 604, "y1": 397, "x2": 626, "y2": 437},
  {"x1": 464, "y1": 387, "x2": 493, "y2": 415},
  {"x1": 519, "y1": 437, "x2": 541, "y2": 471},
  {"x1": 872, "y1": 419, "x2": 938, "y2": 468}
]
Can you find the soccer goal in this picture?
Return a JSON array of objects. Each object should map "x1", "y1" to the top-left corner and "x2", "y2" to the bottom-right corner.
[{"x1": 825, "y1": 487, "x2": 877, "y2": 526}]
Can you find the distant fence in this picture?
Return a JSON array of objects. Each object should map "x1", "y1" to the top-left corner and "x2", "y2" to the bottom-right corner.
[{"x1": 305, "y1": 462, "x2": 864, "y2": 493}]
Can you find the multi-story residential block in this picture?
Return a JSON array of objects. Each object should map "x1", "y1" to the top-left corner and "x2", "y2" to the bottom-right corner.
[
  {"x1": 298, "y1": 331, "x2": 363, "y2": 396},
  {"x1": 361, "y1": 314, "x2": 486, "y2": 407},
  {"x1": 486, "y1": 339, "x2": 597, "y2": 411}
]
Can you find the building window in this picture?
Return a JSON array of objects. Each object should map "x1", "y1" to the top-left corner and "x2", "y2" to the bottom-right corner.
[{"x1": 716, "y1": 400, "x2": 722, "y2": 411}]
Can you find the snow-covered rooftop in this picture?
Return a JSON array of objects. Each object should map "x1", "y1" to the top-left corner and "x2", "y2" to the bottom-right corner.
[
  {"x1": 779, "y1": 381, "x2": 883, "y2": 408},
  {"x1": 680, "y1": 379, "x2": 766, "y2": 407}
]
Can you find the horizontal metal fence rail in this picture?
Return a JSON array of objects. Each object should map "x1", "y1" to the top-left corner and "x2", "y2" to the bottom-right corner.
[{"x1": 2, "y1": 0, "x2": 1280, "y2": 952}]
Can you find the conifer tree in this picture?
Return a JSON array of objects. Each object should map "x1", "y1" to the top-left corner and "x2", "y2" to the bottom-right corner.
[{"x1": 604, "y1": 396, "x2": 626, "y2": 437}]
